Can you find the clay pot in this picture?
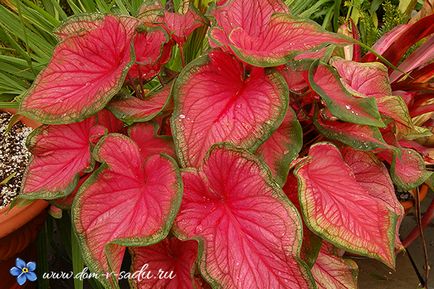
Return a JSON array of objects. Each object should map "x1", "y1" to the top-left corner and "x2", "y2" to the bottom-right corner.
[
  {"x1": 400, "y1": 183, "x2": 429, "y2": 212},
  {"x1": 0, "y1": 109, "x2": 48, "y2": 288}
]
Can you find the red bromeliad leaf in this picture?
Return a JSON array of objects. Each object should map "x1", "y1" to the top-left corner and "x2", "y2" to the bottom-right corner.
[
  {"x1": 19, "y1": 16, "x2": 138, "y2": 124},
  {"x1": 330, "y1": 57, "x2": 392, "y2": 98},
  {"x1": 128, "y1": 122, "x2": 175, "y2": 159},
  {"x1": 164, "y1": 8, "x2": 205, "y2": 45},
  {"x1": 130, "y1": 238, "x2": 199, "y2": 289},
  {"x1": 311, "y1": 245, "x2": 358, "y2": 289},
  {"x1": 342, "y1": 147, "x2": 405, "y2": 250},
  {"x1": 20, "y1": 117, "x2": 104, "y2": 199},
  {"x1": 390, "y1": 36, "x2": 434, "y2": 82},
  {"x1": 313, "y1": 110, "x2": 391, "y2": 151},
  {"x1": 210, "y1": 0, "x2": 350, "y2": 66},
  {"x1": 294, "y1": 142, "x2": 397, "y2": 267},
  {"x1": 174, "y1": 144, "x2": 314, "y2": 289},
  {"x1": 370, "y1": 25, "x2": 408, "y2": 57},
  {"x1": 172, "y1": 50, "x2": 288, "y2": 167},
  {"x1": 378, "y1": 148, "x2": 431, "y2": 191},
  {"x1": 109, "y1": 84, "x2": 172, "y2": 124},
  {"x1": 127, "y1": 27, "x2": 172, "y2": 82},
  {"x1": 72, "y1": 134, "x2": 182, "y2": 288},
  {"x1": 256, "y1": 107, "x2": 302, "y2": 186},
  {"x1": 309, "y1": 62, "x2": 384, "y2": 127},
  {"x1": 378, "y1": 15, "x2": 434, "y2": 67}
]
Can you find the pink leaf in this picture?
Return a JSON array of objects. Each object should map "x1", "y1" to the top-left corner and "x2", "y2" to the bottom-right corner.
[
  {"x1": 330, "y1": 57, "x2": 392, "y2": 98},
  {"x1": 128, "y1": 122, "x2": 175, "y2": 159},
  {"x1": 109, "y1": 84, "x2": 172, "y2": 124},
  {"x1": 329, "y1": 58, "x2": 416, "y2": 133},
  {"x1": 96, "y1": 109, "x2": 125, "y2": 133},
  {"x1": 313, "y1": 110, "x2": 391, "y2": 151},
  {"x1": 256, "y1": 107, "x2": 302, "y2": 185},
  {"x1": 127, "y1": 27, "x2": 172, "y2": 82},
  {"x1": 164, "y1": 8, "x2": 205, "y2": 44},
  {"x1": 277, "y1": 65, "x2": 308, "y2": 92},
  {"x1": 137, "y1": 0, "x2": 165, "y2": 24},
  {"x1": 309, "y1": 63, "x2": 385, "y2": 127},
  {"x1": 342, "y1": 147, "x2": 405, "y2": 251},
  {"x1": 294, "y1": 142, "x2": 397, "y2": 267},
  {"x1": 342, "y1": 148, "x2": 403, "y2": 216},
  {"x1": 174, "y1": 144, "x2": 314, "y2": 289},
  {"x1": 311, "y1": 245, "x2": 358, "y2": 289},
  {"x1": 172, "y1": 50, "x2": 287, "y2": 167},
  {"x1": 73, "y1": 134, "x2": 182, "y2": 288},
  {"x1": 378, "y1": 148, "x2": 431, "y2": 191},
  {"x1": 210, "y1": 0, "x2": 350, "y2": 66},
  {"x1": 130, "y1": 238, "x2": 199, "y2": 289},
  {"x1": 19, "y1": 16, "x2": 139, "y2": 124},
  {"x1": 20, "y1": 117, "x2": 101, "y2": 199},
  {"x1": 51, "y1": 174, "x2": 91, "y2": 209},
  {"x1": 375, "y1": 95, "x2": 415, "y2": 136}
]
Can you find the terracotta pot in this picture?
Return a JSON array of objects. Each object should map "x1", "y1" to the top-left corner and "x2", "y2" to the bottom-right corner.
[
  {"x1": 401, "y1": 183, "x2": 429, "y2": 212},
  {"x1": 0, "y1": 108, "x2": 48, "y2": 288}
]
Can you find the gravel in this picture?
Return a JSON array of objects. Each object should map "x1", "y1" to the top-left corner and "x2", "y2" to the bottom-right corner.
[{"x1": 0, "y1": 111, "x2": 32, "y2": 209}]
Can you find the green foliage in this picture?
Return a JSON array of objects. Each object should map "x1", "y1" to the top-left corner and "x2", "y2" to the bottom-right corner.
[{"x1": 0, "y1": 0, "x2": 145, "y2": 106}]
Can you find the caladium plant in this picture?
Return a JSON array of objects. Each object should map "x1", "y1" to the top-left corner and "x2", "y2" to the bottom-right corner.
[{"x1": 16, "y1": 0, "x2": 433, "y2": 288}]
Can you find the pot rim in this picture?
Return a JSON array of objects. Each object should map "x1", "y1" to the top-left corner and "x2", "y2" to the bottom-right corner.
[{"x1": 0, "y1": 108, "x2": 47, "y2": 239}]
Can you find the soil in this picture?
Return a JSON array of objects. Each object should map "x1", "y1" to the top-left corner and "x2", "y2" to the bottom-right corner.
[{"x1": 0, "y1": 111, "x2": 32, "y2": 208}]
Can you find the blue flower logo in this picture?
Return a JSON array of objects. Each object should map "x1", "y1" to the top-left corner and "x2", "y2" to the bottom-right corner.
[{"x1": 9, "y1": 258, "x2": 37, "y2": 285}]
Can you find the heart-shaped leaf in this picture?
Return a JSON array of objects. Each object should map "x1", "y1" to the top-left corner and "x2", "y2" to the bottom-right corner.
[
  {"x1": 72, "y1": 134, "x2": 182, "y2": 288},
  {"x1": 174, "y1": 144, "x2": 314, "y2": 289},
  {"x1": 164, "y1": 7, "x2": 205, "y2": 45},
  {"x1": 210, "y1": 0, "x2": 349, "y2": 66},
  {"x1": 128, "y1": 122, "x2": 175, "y2": 159},
  {"x1": 129, "y1": 237, "x2": 199, "y2": 289},
  {"x1": 330, "y1": 57, "x2": 392, "y2": 98},
  {"x1": 172, "y1": 50, "x2": 288, "y2": 167},
  {"x1": 311, "y1": 244, "x2": 358, "y2": 289},
  {"x1": 109, "y1": 84, "x2": 172, "y2": 124},
  {"x1": 329, "y1": 58, "x2": 416, "y2": 134},
  {"x1": 294, "y1": 142, "x2": 397, "y2": 267},
  {"x1": 20, "y1": 117, "x2": 103, "y2": 199},
  {"x1": 309, "y1": 63, "x2": 384, "y2": 127},
  {"x1": 256, "y1": 107, "x2": 302, "y2": 186},
  {"x1": 19, "y1": 15, "x2": 138, "y2": 124},
  {"x1": 378, "y1": 148, "x2": 431, "y2": 191},
  {"x1": 109, "y1": 92, "x2": 168, "y2": 125},
  {"x1": 127, "y1": 27, "x2": 172, "y2": 82}
]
